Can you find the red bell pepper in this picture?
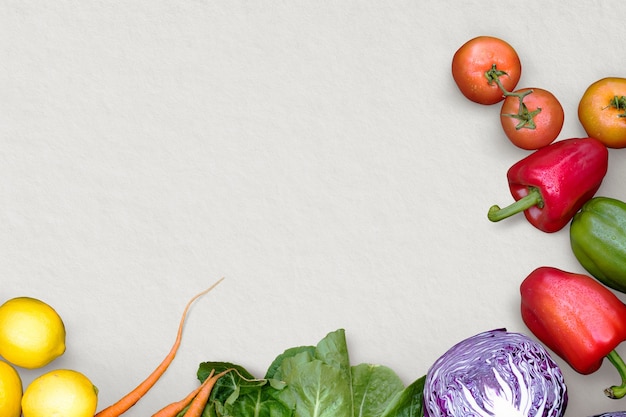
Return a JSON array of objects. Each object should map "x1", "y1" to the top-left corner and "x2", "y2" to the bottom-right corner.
[
  {"x1": 488, "y1": 137, "x2": 608, "y2": 232},
  {"x1": 520, "y1": 266, "x2": 626, "y2": 399}
]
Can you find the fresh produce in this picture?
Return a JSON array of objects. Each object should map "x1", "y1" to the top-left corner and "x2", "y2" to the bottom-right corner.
[
  {"x1": 570, "y1": 196, "x2": 626, "y2": 293},
  {"x1": 151, "y1": 368, "x2": 235, "y2": 417},
  {"x1": 487, "y1": 137, "x2": 608, "y2": 232},
  {"x1": 180, "y1": 329, "x2": 423, "y2": 417},
  {"x1": 180, "y1": 328, "x2": 569, "y2": 417},
  {"x1": 422, "y1": 328, "x2": 567, "y2": 417},
  {"x1": 5, "y1": 33, "x2": 626, "y2": 417},
  {"x1": 520, "y1": 266, "x2": 626, "y2": 398},
  {"x1": 0, "y1": 360, "x2": 22, "y2": 417},
  {"x1": 451, "y1": 36, "x2": 521, "y2": 104},
  {"x1": 452, "y1": 36, "x2": 565, "y2": 151},
  {"x1": 173, "y1": 369, "x2": 233, "y2": 417},
  {"x1": 94, "y1": 278, "x2": 223, "y2": 417},
  {"x1": 500, "y1": 87, "x2": 564, "y2": 149},
  {"x1": 450, "y1": 32, "x2": 626, "y2": 412},
  {"x1": 578, "y1": 77, "x2": 626, "y2": 148},
  {"x1": 21, "y1": 369, "x2": 98, "y2": 417},
  {"x1": 0, "y1": 296, "x2": 66, "y2": 369},
  {"x1": 150, "y1": 379, "x2": 207, "y2": 417}
]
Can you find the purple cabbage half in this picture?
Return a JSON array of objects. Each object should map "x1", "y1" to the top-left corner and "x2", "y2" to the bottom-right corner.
[{"x1": 423, "y1": 328, "x2": 567, "y2": 417}]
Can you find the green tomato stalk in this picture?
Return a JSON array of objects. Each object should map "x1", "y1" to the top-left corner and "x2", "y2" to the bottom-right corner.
[{"x1": 485, "y1": 64, "x2": 541, "y2": 130}]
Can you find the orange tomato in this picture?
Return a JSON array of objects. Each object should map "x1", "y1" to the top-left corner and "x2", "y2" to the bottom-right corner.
[
  {"x1": 578, "y1": 77, "x2": 626, "y2": 148},
  {"x1": 452, "y1": 36, "x2": 522, "y2": 105}
]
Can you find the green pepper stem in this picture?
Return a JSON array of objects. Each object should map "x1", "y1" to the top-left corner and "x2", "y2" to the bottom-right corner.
[
  {"x1": 605, "y1": 350, "x2": 626, "y2": 399},
  {"x1": 488, "y1": 187, "x2": 544, "y2": 222}
]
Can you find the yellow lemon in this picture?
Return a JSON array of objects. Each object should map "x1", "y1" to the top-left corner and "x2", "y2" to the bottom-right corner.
[
  {"x1": 0, "y1": 360, "x2": 22, "y2": 417},
  {"x1": 0, "y1": 296, "x2": 66, "y2": 369},
  {"x1": 22, "y1": 369, "x2": 98, "y2": 417}
]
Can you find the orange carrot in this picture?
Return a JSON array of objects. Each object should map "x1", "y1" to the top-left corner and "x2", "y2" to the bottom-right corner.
[
  {"x1": 94, "y1": 277, "x2": 224, "y2": 417},
  {"x1": 150, "y1": 370, "x2": 216, "y2": 417},
  {"x1": 183, "y1": 369, "x2": 233, "y2": 417}
]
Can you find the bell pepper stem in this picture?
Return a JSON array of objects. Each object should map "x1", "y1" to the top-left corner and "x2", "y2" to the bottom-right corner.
[
  {"x1": 488, "y1": 187, "x2": 544, "y2": 222},
  {"x1": 605, "y1": 349, "x2": 626, "y2": 399}
]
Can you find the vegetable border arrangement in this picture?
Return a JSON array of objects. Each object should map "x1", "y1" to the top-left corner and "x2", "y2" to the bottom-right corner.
[{"x1": 4, "y1": 34, "x2": 626, "y2": 417}]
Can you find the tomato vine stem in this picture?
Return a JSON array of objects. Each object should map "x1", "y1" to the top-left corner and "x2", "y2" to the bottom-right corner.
[
  {"x1": 485, "y1": 64, "x2": 541, "y2": 130},
  {"x1": 502, "y1": 98, "x2": 541, "y2": 130},
  {"x1": 606, "y1": 95, "x2": 626, "y2": 118}
]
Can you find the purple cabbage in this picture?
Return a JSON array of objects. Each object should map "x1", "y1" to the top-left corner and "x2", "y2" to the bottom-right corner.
[{"x1": 423, "y1": 329, "x2": 567, "y2": 417}]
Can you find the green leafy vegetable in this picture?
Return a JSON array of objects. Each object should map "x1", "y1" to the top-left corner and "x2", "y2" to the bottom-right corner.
[
  {"x1": 352, "y1": 363, "x2": 405, "y2": 417},
  {"x1": 192, "y1": 329, "x2": 424, "y2": 417},
  {"x1": 380, "y1": 376, "x2": 425, "y2": 417}
]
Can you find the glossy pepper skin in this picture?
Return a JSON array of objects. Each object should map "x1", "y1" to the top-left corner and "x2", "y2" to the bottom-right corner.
[
  {"x1": 488, "y1": 137, "x2": 608, "y2": 232},
  {"x1": 570, "y1": 196, "x2": 626, "y2": 293},
  {"x1": 521, "y1": 266, "x2": 626, "y2": 398}
]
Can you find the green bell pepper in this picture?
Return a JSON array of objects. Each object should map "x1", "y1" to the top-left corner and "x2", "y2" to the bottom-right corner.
[{"x1": 570, "y1": 196, "x2": 626, "y2": 293}]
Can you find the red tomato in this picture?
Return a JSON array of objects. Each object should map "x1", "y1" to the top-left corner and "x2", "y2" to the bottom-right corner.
[
  {"x1": 452, "y1": 36, "x2": 522, "y2": 105},
  {"x1": 578, "y1": 77, "x2": 626, "y2": 148},
  {"x1": 500, "y1": 88, "x2": 564, "y2": 150}
]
